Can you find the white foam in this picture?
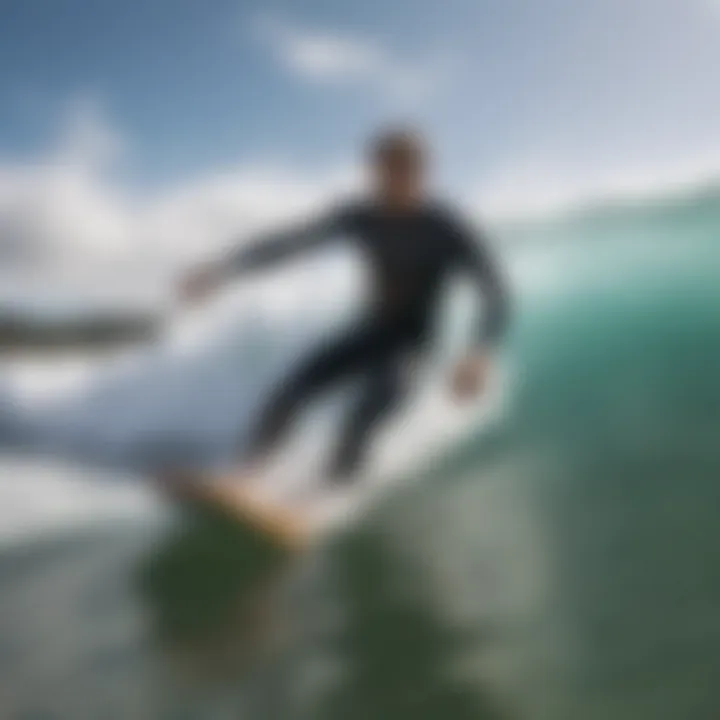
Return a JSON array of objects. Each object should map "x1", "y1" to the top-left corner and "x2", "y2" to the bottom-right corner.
[{"x1": 0, "y1": 457, "x2": 160, "y2": 548}]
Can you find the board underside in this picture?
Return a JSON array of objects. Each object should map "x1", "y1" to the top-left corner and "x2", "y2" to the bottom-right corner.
[{"x1": 158, "y1": 470, "x2": 315, "y2": 550}]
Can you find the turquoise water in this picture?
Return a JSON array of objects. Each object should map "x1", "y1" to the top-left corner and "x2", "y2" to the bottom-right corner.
[{"x1": 1, "y1": 192, "x2": 719, "y2": 718}]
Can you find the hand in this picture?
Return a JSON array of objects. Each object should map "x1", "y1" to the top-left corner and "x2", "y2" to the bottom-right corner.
[
  {"x1": 177, "y1": 263, "x2": 221, "y2": 305},
  {"x1": 449, "y1": 352, "x2": 491, "y2": 403}
]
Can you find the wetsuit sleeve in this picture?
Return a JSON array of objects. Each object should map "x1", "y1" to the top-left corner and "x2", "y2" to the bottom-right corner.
[
  {"x1": 218, "y1": 206, "x2": 353, "y2": 280},
  {"x1": 447, "y1": 213, "x2": 511, "y2": 349}
]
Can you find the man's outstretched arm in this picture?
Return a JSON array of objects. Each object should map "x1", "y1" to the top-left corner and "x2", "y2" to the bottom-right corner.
[
  {"x1": 450, "y1": 214, "x2": 511, "y2": 348},
  {"x1": 220, "y1": 211, "x2": 347, "y2": 279},
  {"x1": 445, "y1": 211, "x2": 512, "y2": 400},
  {"x1": 179, "y1": 208, "x2": 349, "y2": 303}
]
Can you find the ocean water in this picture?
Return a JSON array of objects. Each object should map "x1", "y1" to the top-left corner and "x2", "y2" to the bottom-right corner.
[{"x1": 1, "y1": 189, "x2": 719, "y2": 718}]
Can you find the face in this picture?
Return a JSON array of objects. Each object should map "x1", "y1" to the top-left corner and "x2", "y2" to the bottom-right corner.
[{"x1": 372, "y1": 148, "x2": 426, "y2": 207}]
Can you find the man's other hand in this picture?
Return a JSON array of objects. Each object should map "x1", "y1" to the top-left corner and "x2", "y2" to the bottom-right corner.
[{"x1": 450, "y1": 352, "x2": 491, "y2": 402}]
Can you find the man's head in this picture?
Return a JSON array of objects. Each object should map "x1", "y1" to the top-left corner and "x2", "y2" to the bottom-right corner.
[{"x1": 368, "y1": 127, "x2": 428, "y2": 208}]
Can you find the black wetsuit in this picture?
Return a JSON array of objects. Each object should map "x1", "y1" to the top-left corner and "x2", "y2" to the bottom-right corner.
[{"x1": 224, "y1": 199, "x2": 510, "y2": 479}]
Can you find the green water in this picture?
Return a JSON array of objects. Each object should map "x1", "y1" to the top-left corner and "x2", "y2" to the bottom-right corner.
[{"x1": 1, "y1": 196, "x2": 719, "y2": 719}]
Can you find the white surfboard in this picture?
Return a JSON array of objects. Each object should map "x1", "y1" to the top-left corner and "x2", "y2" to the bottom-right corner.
[{"x1": 156, "y1": 370, "x2": 508, "y2": 550}]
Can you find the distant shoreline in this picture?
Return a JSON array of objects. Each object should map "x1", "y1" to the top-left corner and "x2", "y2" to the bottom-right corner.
[{"x1": 0, "y1": 312, "x2": 160, "y2": 354}]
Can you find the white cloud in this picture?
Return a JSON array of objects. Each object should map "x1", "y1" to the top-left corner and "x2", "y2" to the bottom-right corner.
[
  {"x1": 0, "y1": 100, "x2": 131, "y2": 277},
  {"x1": 253, "y1": 14, "x2": 449, "y2": 108},
  {"x1": 0, "y1": 99, "x2": 362, "y2": 316},
  {"x1": 54, "y1": 96, "x2": 125, "y2": 169}
]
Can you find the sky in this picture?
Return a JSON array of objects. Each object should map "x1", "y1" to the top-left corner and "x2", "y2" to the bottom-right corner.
[{"x1": 2, "y1": 0, "x2": 720, "y2": 308}]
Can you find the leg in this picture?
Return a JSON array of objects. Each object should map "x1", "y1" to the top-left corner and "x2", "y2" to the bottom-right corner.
[
  {"x1": 328, "y1": 355, "x2": 410, "y2": 482},
  {"x1": 159, "y1": 329, "x2": 409, "y2": 536},
  {"x1": 158, "y1": 326, "x2": 392, "y2": 538},
  {"x1": 245, "y1": 323, "x2": 393, "y2": 465}
]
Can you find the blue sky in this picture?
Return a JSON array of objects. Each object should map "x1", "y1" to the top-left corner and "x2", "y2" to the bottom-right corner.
[
  {"x1": 3, "y1": 0, "x2": 720, "y2": 187},
  {"x1": 2, "y1": 0, "x2": 720, "y2": 304}
]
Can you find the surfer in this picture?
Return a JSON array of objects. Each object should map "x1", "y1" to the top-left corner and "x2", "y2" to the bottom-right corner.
[{"x1": 179, "y1": 128, "x2": 511, "y2": 487}]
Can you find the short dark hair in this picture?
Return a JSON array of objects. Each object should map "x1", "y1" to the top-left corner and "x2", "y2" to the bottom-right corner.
[{"x1": 368, "y1": 127, "x2": 426, "y2": 165}]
